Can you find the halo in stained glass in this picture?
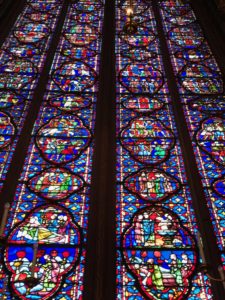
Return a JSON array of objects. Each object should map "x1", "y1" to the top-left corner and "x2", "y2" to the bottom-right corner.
[
  {"x1": 168, "y1": 26, "x2": 204, "y2": 48},
  {"x1": 212, "y1": 176, "x2": 225, "y2": 198},
  {"x1": 52, "y1": 61, "x2": 97, "y2": 92},
  {"x1": 0, "y1": 91, "x2": 25, "y2": 108},
  {"x1": 14, "y1": 23, "x2": 50, "y2": 44},
  {"x1": 61, "y1": 46, "x2": 96, "y2": 60},
  {"x1": 121, "y1": 47, "x2": 157, "y2": 62},
  {"x1": 0, "y1": 59, "x2": 37, "y2": 89},
  {"x1": 64, "y1": 25, "x2": 99, "y2": 46},
  {"x1": 36, "y1": 115, "x2": 92, "y2": 164},
  {"x1": 122, "y1": 206, "x2": 197, "y2": 300},
  {"x1": 119, "y1": 63, "x2": 164, "y2": 94},
  {"x1": 5, "y1": 204, "x2": 82, "y2": 300},
  {"x1": 120, "y1": 116, "x2": 175, "y2": 165},
  {"x1": 49, "y1": 94, "x2": 92, "y2": 113},
  {"x1": 179, "y1": 64, "x2": 223, "y2": 94},
  {"x1": 195, "y1": 117, "x2": 225, "y2": 166},
  {"x1": 122, "y1": 95, "x2": 164, "y2": 113},
  {"x1": 27, "y1": 167, "x2": 84, "y2": 201},
  {"x1": 124, "y1": 167, "x2": 181, "y2": 202},
  {"x1": 175, "y1": 48, "x2": 211, "y2": 62},
  {"x1": 0, "y1": 112, "x2": 16, "y2": 149},
  {"x1": 120, "y1": 27, "x2": 156, "y2": 47}
]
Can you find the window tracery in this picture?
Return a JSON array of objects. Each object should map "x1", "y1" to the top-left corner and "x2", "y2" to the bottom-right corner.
[
  {"x1": 116, "y1": 0, "x2": 212, "y2": 298},
  {"x1": 0, "y1": 0, "x2": 224, "y2": 298},
  {"x1": 1, "y1": 0, "x2": 104, "y2": 299},
  {"x1": 160, "y1": 0, "x2": 225, "y2": 267}
]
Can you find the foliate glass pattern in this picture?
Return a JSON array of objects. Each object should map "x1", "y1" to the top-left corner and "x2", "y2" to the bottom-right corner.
[
  {"x1": 1, "y1": 1, "x2": 104, "y2": 299},
  {"x1": 159, "y1": 0, "x2": 225, "y2": 257},
  {"x1": 0, "y1": 0, "x2": 62, "y2": 186},
  {"x1": 116, "y1": 0, "x2": 211, "y2": 299}
]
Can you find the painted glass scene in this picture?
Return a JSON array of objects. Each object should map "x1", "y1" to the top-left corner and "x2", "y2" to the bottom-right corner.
[{"x1": 0, "y1": 0, "x2": 224, "y2": 299}]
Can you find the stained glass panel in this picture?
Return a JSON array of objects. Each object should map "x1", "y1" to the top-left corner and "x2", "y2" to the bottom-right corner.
[
  {"x1": 1, "y1": 0, "x2": 104, "y2": 298},
  {"x1": 116, "y1": 1, "x2": 211, "y2": 298},
  {"x1": 159, "y1": 0, "x2": 225, "y2": 260},
  {"x1": 0, "y1": 0, "x2": 62, "y2": 185}
]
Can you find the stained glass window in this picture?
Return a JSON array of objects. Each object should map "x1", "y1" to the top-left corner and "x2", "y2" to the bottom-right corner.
[
  {"x1": 159, "y1": 0, "x2": 225, "y2": 266},
  {"x1": 0, "y1": 0, "x2": 224, "y2": 299},
  {"x1": 0, "y1": 0, "x2": 104, "y2": 299},
  {"x1": 115, "y1": 1, "x2": 213, "y2": 299},
  {"x1": 0, "y1": 0, "x2": 62, "y2": 187}
]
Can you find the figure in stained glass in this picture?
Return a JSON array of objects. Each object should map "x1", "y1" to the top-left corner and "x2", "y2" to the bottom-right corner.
[
  {"x1": 5, "y1": 205, "x2": 82, "y2": 299},
  {"x1": 61, "y1": 46, "x2": 96, "y2": 60},
  {"x1": 5, "y1": 44, "x2": 41, "y2": 58},
  {"x1": 179, "y1": 64, "x2": 223, "y2": 94},
  {"x1": 36, "y1": 115, "x2": 92, "y2": 164},
  {"x1": 188, "y1": 97, "x2": 225, "y2": 114},
  {"x1": 0, "y1": 91, "x2": 24, "y2": 108},
  {"x1": 119, "y1": 63, "x2": 164, "y2": 93},
  {"x1": 28, "y1": 2, "x2": 58, "y2": 13},
  {"x1": 0, "y1": 59, "x2": 37, "y2": 89},
  {"x1": 52, "y1": 61, "x2": 97, "y2": 92},
  {"x1": 27, "y1": 167, "x2": 84, "y2": 201},
  {"x1": 124, "y1": 168, "x2": 181, "y2": 202},
  {"x1": 64, "y1": 25, "x2": 99, "y2": 46},
  {"x1": 175, "y1": 48, "x2": 211, "y2": 62},
  {"x1": 14, "y1": 23, "x2": 50, "y2": 44},
  {"x1": 120, "y1": 26, "x2": 156, "y2": 47},
  {"x1": 120, "y1": 116, "x2": 175, "y2": 164},
  {"x1": 122, "y1": 95, "x2": 164, "y2": 113},
  {"x1": 116, "y1": 1, "x2": 206, "y2": 299},
  {"x1": 122, "y1": 207, "x2": 197, "y2": 299},
  {"x1": 0, "y1": 1, "x2": 104, "y2": 298},
  {"x1": 195, "y1": 117, "x2": 225, "y2": 165},
  {"x1": 26, "y1": 12, "x2": 51, "y2": 22},
  {"x1": 168, "y1": 26, "x2": 204, "y2": 48},
  {"x1": 0, "y1": 112, "x2": 16, "y2": 149},
  {"x1": 49, "y1": 94, "x2": 92, "y2": 113},
  {"x1": 160, "y1": 0, "x2": 225, "y2": 258},
  {"x1": 121, "y1": 47, "x2": 157, "y2": 62},
  {"x1": 73, "y1": 0, "x2": 103, "y2": 13}
]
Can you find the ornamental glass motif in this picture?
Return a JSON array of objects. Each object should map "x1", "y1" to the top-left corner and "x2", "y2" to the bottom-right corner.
[
  {"x1": 0, "y1": 0, "x2": 62, "y2": 187},
  {"x1": 116, "y1": 0, "x2": 212, "y2": 299},
  {"x1": 0, "y1": 0, "x2": 104, "y2": 299},
  {"x1": 159, "y1": 0, "x2": 225, "y2": 262}
]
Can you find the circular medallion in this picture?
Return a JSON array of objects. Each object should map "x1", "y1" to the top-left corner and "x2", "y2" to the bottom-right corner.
[
  {"x1": 179, "y1": 64, "x2": 223, "y2": 94},
  {"x1": 120, "y1": 116, "x2": 175, "y2": 165},
  {"x1": 36, "y1": 115, "x2": 92, "y2": 164},
  {"x1": 169, "y1": 26, "x2": 204, "y2": 48},
  {"x1": 120, "y1": 26, "x2": 155, "y2": 47},
  {"x1": 52, "y1": 61, "x2": 97, "y2": 92},
  {"x1": 14, "y1": 23, "x2": 50, "y2": 44},
  {"x1": 119, "y1": 63, "x2": 163, "y2": 94},
  {"x1": 122, "y1": 206, "x2": 197, "y2": 300},
  {"x1": 64, "y1": 25, "x2": 99, "y2": 46}
]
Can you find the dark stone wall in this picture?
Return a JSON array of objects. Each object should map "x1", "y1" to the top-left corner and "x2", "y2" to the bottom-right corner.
[
  {"x1": 203, "y1": 0, "x2": 225, "y2": 32},
  {"x1": 0, "y1": 0, "x2": 14, "y2": 19}
]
